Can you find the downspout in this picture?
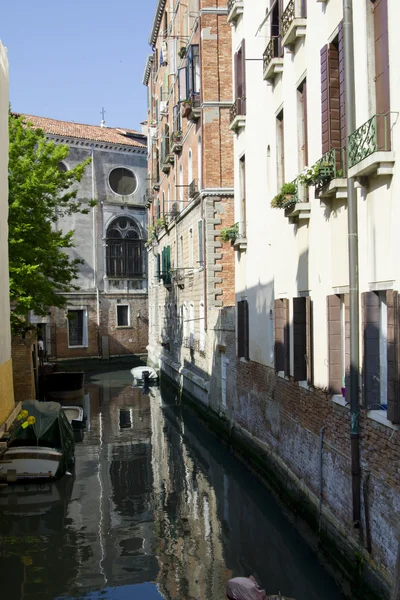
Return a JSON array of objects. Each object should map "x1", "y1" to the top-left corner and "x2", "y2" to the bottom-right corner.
[
  {"x1": 343, "y1": 0, "x2": 361, "y2": 527},
  {"x1": 91, "y1": 145, "x2": 101, "y2": 353}
]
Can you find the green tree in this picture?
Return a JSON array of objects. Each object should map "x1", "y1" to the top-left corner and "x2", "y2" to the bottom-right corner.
[{"x1": 8, "y1": 113, "x2": 95, "y2": 333}]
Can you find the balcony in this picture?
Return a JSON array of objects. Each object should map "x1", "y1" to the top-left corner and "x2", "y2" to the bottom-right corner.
[
  {"x1": 348, "y1": 113, "x2": 395, "y2": 180},
  {"x1": 143, "y1": 188, "x2": 154, "y2": 209},
  {"x1": 181, "y1": 93, "x2": 201, "y2": 122},
  {"x1": 313, "y1": 148, "x2": 348, "y2": 203},
  {"x1": 189, "y1": 179, "x2": 200, "y2": 200},
  {"x1": 227, "y1": 0, "x2": 244, "y2": 25},
  {"x1": 263, "y1": 37, "x2": 284, "y2": 84},
  {"x1": 281, "y1": 0, "x2": 307, "y2": 50},
  {"x1": 229, "y1": 98, "x2": 246, "y2": 133},
  {"x1": 282, "y1": 181, "x2": 310, "y2": 224},
  {"x1": 171, "y1": 132, "x2": 183, "y2": 154}
]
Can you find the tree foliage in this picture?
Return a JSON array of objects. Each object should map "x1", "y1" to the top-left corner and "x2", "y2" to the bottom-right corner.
[{"x1": 8, "y1": 113, "x2": 95, "y2": 333}]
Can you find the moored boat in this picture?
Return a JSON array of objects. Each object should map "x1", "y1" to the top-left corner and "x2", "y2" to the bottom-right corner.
[
  {"x1": 62, "y1": 405, "x2": 84, "y2": 426},
  {"x1": 130, "y1": 366, "x2": 158, "y2": 385},
  {"x1": 0, "y1": 446, "x2": 62, "y2": 480}
]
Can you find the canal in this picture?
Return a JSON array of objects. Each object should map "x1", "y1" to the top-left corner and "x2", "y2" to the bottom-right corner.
[{"x1": 0, "y1": 364, "x2": 344, "y2": 600}]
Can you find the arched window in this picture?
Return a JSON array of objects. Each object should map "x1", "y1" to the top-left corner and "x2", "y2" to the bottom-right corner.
[
  {"x1": 106, "y1": 216, "x2": 143, "y2": 278},
  {"x1": 188, "y1": 149, "x2": 193, "y2": 185}
]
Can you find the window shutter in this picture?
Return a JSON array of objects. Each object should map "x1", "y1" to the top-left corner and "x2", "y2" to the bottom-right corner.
[
  {"x1": 241, "y1": 39, "x2": 246, "y2": 115},
  {"x1": 373, "y1": 0, "x2": 391, "y2": 150},
  {"x1": 234, "y1": 51, "x2": 238, "y2": 103},
  {"x1": 386, "y1": 290, "x2": 400, "y2": 423},
  {"x1": 178, "y1": 67, "x2": 187, "y2": 101},
  {"x1": 338, "y1": 21, "x2": 346, "y2": 157},
  {"x1": 362, "y1": 292, "x2": 380, "y2": 408},
  {"x1": 306, "y1": 296, "x2": 313, "y2": 385},
  {"x1": 198, "y1": 220, "x2": 203, "y2": 264},
  {"x1": 157, "y1": 254, "x2": 161, "y2": 281},
  {"x1": 345, "y1": 293, "x2": 350, "y2": 398},
  {"x1": 327, "y1": 295, "x2": 342, "y2": 394},
  {"x1": 321, "y1": 42, "x2": 340, "y2": 156},
  {"x1": 321, "y1": 45, "x2": 329, "y2": 155},
  {"x1": 293, "y1": 297, "x2": 307, "y2": 381},
  {"x1": 237, "y1": 300, "x2": 249, "y2": 360},
  {"x1": 274, "y1": 299, "x2": 285, "y2": 372}
]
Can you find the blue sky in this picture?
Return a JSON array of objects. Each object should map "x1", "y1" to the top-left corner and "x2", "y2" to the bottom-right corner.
[{"x1": 1, "y1": 0, "x2": 158, "y2": 131}]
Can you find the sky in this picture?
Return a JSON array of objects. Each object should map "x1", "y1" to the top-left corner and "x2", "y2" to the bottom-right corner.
[{"x1": 1, "y1": 0, "x2": 158, "y2": 132}]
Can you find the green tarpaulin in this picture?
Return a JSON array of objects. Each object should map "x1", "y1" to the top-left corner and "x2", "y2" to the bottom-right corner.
[{"x1": 9, "y1": 400, "x2": 75, "y2": 478}]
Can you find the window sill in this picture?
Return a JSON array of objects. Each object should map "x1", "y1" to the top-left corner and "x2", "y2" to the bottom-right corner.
[
  {"x1": 229, "y1": 114, "x2": 246, "y2": 134},
  {"x1": 332, "y1": 394, "x2": 348, "y2": 408},
  {"x1": 116, "y1": 326, "x2": 133, "y2": 329},
  {"x1": 348, "y1": 151, "x2": 395, "y2": 180},
  {"x1": 239, "y1": 356, "x2": 250, "y2": 363},
  {"x1": 282, "y1": 19, "x2": 307, "y2": 51},
  {"x1": 367, "y1": 409, "x2": 400, "y2": 430},
  {"x1": 227, "y1": 0, "x2": 244, "y2": 25},
  {"x1": 277, "y1": 370, "x2": 289, "y2": 380},
  {"x1": 284, "y1": 202, "x2": 311, "y2": 224},
  {"x1": 263, "y1": 58, "x2": 284, "y2": 84},
  {"x1": 68, "y1": 345, "x2": 88, "y2": 349}
]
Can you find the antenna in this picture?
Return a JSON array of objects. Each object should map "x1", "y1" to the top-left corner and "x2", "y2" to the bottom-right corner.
[{"x1": 100, "y1": 107, "x2": 106, "y2": 127}]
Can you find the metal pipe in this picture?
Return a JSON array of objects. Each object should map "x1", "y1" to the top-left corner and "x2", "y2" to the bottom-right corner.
[
  {"x1": 343, "y1": 0, "x2": 361, "y2": 527},
  {"x1": 318, "y1": 426, "x2": 325, "y2": 531}
]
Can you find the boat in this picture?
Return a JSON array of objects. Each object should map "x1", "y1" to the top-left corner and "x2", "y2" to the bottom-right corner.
[
  {"x1": 130, "y1": 366, "x2": 158, "y2": 385},
  {"x1": 44, "y1": 371, "x2": 85, "y2": 402},
  {"x1": 0, "y1": 400, "x2": 75, "y2": 481},
  {"x1": 226, "y1": 578, "x2": 295, "y2": 600},
  {"x1": 62, "y1": 405, "x2": 84, "y2": 426}
]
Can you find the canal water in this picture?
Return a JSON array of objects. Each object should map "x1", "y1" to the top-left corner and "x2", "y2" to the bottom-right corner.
[{"x1": 0, "y1": 365, "x2": 344, "y2": 600}]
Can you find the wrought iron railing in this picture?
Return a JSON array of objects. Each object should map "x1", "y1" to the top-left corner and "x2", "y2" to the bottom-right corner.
[
  {"x1": 348, "y1": 113, "x2": 391, "y2": 168},
  {"x1": 314, "y1": 148, "x2": 347, "y2": 195},
  {"x1": 189, "y1": 179, "x2": 199, "y2": 199},
  {"x1": 263, "y1": 37, "x2": 280, "y2": 71},
  {"x1": 281, "y1": 0, "x2": 295, "y2": 38},
  {"x1": 230, "y1": 97, "x2": 246, "y2": 123},
  {"x1": 227, "y1": 0, "x2": 236, "y2": 13}
]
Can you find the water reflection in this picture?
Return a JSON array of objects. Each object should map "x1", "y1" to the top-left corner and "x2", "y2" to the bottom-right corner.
[{"x1": 0, "y1": 369, "x2": 344, "y2": 600}]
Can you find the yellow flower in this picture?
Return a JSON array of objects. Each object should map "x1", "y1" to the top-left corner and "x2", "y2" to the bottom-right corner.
[
  {"x1": 18, "y1": 410, "x2": 29, "y2": 420},
  {"x1": 27, "y1": 416, "x2": 36, "y2": 426},
  {"x1": 21, "y1": 556, "x2": 33, "y2": 566}
]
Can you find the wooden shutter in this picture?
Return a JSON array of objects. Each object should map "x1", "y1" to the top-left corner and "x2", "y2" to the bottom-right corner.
[
  {"x1": 345, "y1": 293, "x2": 350, "y2": 398},
  {"x1": 306, "y1": 296, "x2": 313, "y2": 385},
  {"x1": 321, "y1": 42, "x2": 340, "y2": 156},
  {"x1": 373, "y1": 0, "x2": 391, "y2": 150},
  {"x1": 237, "y1": 300, "x2": 249, "y2": 360},
  {"x1": 274, "y1": 299, "x2": 285, "y2": 372},
  {"x1": 387, "y1": 290, "x2": 400, "y2": 423},
  {"x1": 293, "y1": 297, "x2": 307, "y2": 381},
  {"x1": 338, "y1": 22, "x2": 346, "y2": 157},
  {"x1": 327, "y1": 295, "x2": 342, "y2": 394},
  {"x1": 362, "y1": 292, "x2": 380, "y2": 408},
  {"x1": 241, "y1": 39, "x2": 246, "y2": 115}
]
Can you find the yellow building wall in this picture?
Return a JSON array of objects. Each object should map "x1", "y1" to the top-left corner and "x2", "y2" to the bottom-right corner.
[{"x1": 0, "y1": 359, "x2": 14, "y2": 425}]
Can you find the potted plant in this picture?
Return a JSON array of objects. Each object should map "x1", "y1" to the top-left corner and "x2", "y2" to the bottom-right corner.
[
  {"x1": 219, "y1": 223, "x2": 239, "y2": 245},
  {"x1": 271, "y1": 182, "x2": 297, "y2": 209}
]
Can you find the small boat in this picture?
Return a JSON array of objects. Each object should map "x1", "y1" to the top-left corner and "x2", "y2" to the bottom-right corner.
[
  {"x1": 130, "y1": 366, "x2": 158, "y2": 385},
  {"x1": 0, "y1": 447, "x2": 62, "y2": 480},
  {"x1": 62, "y1": 405, "x2": 84, "y2": 426},
  {"x1": 0, "y1": 400, "x2": 75, "y2": 481}
]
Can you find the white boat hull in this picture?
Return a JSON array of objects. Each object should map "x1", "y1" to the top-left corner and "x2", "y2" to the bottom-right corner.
[
  {"x1": 62, "y1": 405, "x2": 84, "y2": 424},
  {"x1": 130, "y1": 366, "x2": 158, "y2": 385},
  {"x1": 0, "y1": 446, "x2": 62, "y2": 480}
]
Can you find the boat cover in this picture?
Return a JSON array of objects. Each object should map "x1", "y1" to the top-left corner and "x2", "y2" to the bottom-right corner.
[
  {"x1": 226, "y1": 577, "x2": 267, "y2": 600},
  {"x1": 8, "y1": 400, "x2": 75, "y2": 478}
]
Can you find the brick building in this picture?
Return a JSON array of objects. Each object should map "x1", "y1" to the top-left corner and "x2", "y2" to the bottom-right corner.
[
  {"x1": 21, "y1": 115, "x2": 149, "y2": 360},
  {"x1": 221, "y1": 0, "x2": 400, "y2": 596},
  {"x1": 143, "y1": 0, "x2": 235, "y2": 400}
]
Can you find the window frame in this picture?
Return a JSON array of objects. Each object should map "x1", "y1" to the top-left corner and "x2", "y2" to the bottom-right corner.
[
  {"x1": 116, "y1": 304, "x2": 130, "y2": 328},
  {"x1": 108, "y1": 166, "x2": 138, "y2": 197},
  {"x1": 67, "y1": 308, "x2": 88, "y2": 348}
]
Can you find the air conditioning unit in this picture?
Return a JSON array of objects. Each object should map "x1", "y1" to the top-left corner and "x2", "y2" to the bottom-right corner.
[{"x1": 160, "y1": 101, "x2": 168, "y2": 115}]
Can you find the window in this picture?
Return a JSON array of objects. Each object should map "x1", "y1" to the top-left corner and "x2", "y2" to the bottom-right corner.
[
  {"x1": 327, "y1": 294, "x2": 349, "y2": 395},
  {"x1": 109, "y1": 167, "x2": 137, "y2": 196},
  {"x1": 183, "y1": 302, "x2": 188, "y2": 340},
  {"x1": 270, "y1": 0, "x2": 283, "y2": 57},
  {"x1": 161, "y1": 246, "x2": 171, "y2": 284},
  {"x1": 198, "y1": 136, "x2": 202, "y2": 189},
  {"x1": 320, "y1": 28, "x2": 345, "y2": 160},
  {"x1": 276, "y1": 110, "x2": 285, "y2": 189},
  {"x1": 106, "y1": 216, "x2": 143, "y2": 278},
  {"x1": 239, "y1": 155, "x2": 246, "y2": 240},
  {"x1": 372, "y1": 0, "x2": 391, "y2": 150},
  {"x1": 237, "y1": 299, "x2": 249, "y2": 360},
  {"x1": 234, "y1": 40, "x2": 246, "y2": 116},
  {"x1": 199, "y1": 302, "x2": 205, "y2": 352},
  {"x1": 188, "y1": 149, "x2": 193, "y2": 186},
  {"x1": 67, "y1": 309, "x2": 88, "y2": 347},
  {"x1": 179, "y1": 165, "x2": 184, "y2": 211},
  {"x1": 188, "y1": 227, "x2": 193, "y2": 269},
  {"x1": 186, "y1": 45, "x2": 200, "y2": 98},
  {"x1": 198, "y1": 220, "x2": 203, "y2": 266},
  {"x1": 362, "y1": 290, "x2": 399, "y2": 422},
  {"x1": 297, "y1": 79, "x2": 308, "y2": 172},
  {"x1": 293, "y1": 297, "x2": 313, "y2": 384},
  {"x1": 117, "y1": 305, "x2": 129, "y2": 327},
  {"x1": 274, "y1": 298, "x2": 290, "y2": 375},
  {"x1": 189, "y1": 303, "x2": 195, "y2": 347}
]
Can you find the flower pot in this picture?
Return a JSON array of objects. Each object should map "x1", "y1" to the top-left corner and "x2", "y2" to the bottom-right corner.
[{"x1": 181, "y1": 103, "x2": 192, "y2": 118}]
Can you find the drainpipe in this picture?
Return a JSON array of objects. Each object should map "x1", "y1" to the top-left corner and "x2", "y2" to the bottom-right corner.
[
  {"x1": 91, "y1": 145, "x2": 101, "y2": 353},
  {"x1": 343, "y1": 0, "x2": 361, "y2": 527}
]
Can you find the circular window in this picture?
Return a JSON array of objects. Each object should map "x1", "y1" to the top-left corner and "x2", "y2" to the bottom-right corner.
[{"x1": 109, "y1": 167, "x2": 137, "y2": 196}]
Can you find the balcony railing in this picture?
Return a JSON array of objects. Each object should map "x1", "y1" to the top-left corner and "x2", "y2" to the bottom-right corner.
[
  {"x1": 314, "y1": 148, "x2": 346, "y2": 195},
  {"x1": 227, "y1": 0, "x2": 244, "y2": 24},
  {"x1": 348, "y1": 114, "x2": 391, "y2": 169},
  {"x1": 281, "y1": 0, "x2": 295, "y2": 38},
  {"x1": 230, "y1": 97, "x2": 246, "y2": 124},
  {"x1": 189, "y1": 179, "x2": 199, "y2": 199},
  {"x1": 263, "y1": 37, "x2": 279, "y2": 70},
  {"x1": 263, "y1": 37, "x2": 283, "y2": 82}
]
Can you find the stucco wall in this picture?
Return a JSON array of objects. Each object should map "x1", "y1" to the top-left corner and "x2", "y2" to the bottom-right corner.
[{"x1": 0, "y1": 41, "x2": 15, "y2": 424}]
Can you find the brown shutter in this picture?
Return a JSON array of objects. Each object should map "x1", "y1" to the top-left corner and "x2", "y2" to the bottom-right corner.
[
  {"x1": 234, "y1": 51, "x2": 238, "y2": 104},
  {"x1": 321, "y1": 41, "x2": 340, "y2": 156},
  {"x1": 338, "y1": 22, "x2": 346, "y2": 158},
  {"x1": 238, "y1": 300, "x2": 249, "y2": 360},
  {"x1": 387, "y1": 290, "x2": 400, "y2": 423},
  {"x1": 241, "y1": 39, "x2": 246, "y2": 116},
  {"x1": 283, "y1": 298, "x2": 290, "y2": 377},
  {"x1": 293, "y1": 297, "x2": 307, "y2": 381},
  {"x1": 362, "y1": 292, "x2": 380, "y2": 408},
  {"x1": 345, "y1": 293, "x2": 350, "y2": 397},
  {"x1": 373, "y1": 0, "x2": 391, "y2": 150},
  {"x1": 321, "y1": 45, "x2": 329, "y2": 155},
  {"x1": 306, "y1": 296, "x2": 313, "y2": 385},
  {"x1": 274, "y1": 299, "x2": 285, "y2": 372},
  {"x1": 327, "y1": 295, "x2": 342, "y2": 394}
]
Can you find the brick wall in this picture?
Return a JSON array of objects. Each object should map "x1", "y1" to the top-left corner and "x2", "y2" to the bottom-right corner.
[{"x1": 11, "y1": 335, "x2": 36, "y2": 402}]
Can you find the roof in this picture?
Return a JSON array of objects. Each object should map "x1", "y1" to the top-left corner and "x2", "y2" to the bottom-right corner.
[
  {"x1": 143, "y1": 54, "x2": 154, "y2": 86},
  {"x1": 149, "y1": 0, "x2": 167, "y2": 48},
  {"x1": 15, "y1": 113, "x2": 147, "y2": 148}
]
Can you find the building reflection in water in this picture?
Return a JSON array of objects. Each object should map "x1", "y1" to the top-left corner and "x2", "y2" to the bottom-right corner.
[{"x1": 0, "y1": 376, "x2": 343, "y2": 600}]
